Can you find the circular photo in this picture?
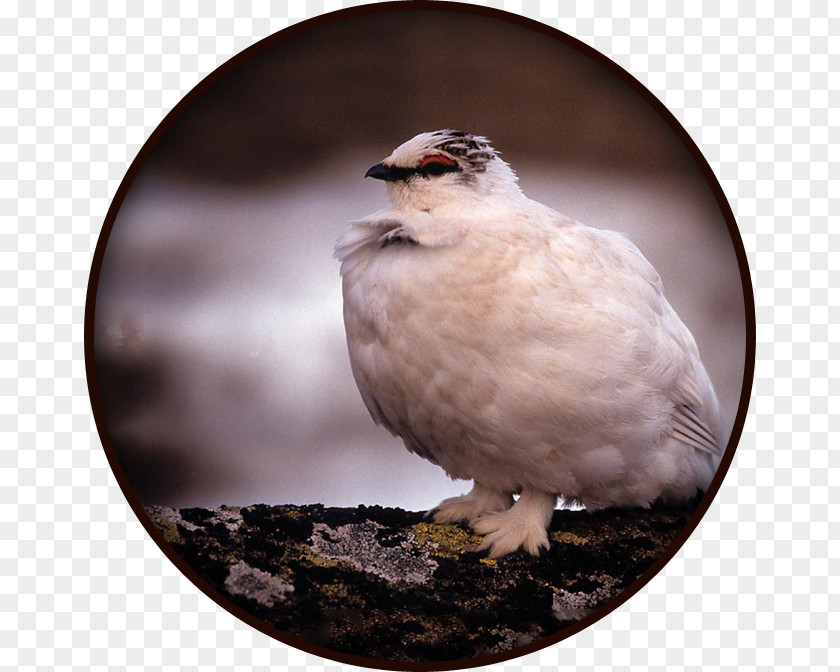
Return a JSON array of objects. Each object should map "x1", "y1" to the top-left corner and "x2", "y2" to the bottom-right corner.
[{"x1": 86, "y1": 3, "x2": 754, "y2": 669}]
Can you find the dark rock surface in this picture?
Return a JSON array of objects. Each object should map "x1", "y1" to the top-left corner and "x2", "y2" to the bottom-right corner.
[{"x1": 145, "y1": 503, "x2": 696, "y2": 664}]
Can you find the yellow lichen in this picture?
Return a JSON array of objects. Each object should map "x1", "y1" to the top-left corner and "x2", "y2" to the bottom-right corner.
[
  {"x1": 298, "y1": 542, "x2": 352, "y2": 569},
  {"x1": 147, "y1": 511, "x2": 183, "y2": 545},
  {"x1": 551, "y1": 531, "x2": 589, "y2": 546},
  {"x1": 409, "y1": 522, "x2": 486, "y2": 560}
]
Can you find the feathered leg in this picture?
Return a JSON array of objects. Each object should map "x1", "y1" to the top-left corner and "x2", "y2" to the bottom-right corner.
[
  {"x1": 473, "y1": 488, "x2": 556, "y2": 558},
  {"x1": 431, "y1": 482, "x2": 514, "y2": 526}
]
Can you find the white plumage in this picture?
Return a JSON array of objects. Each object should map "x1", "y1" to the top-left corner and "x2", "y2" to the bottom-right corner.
[{"x1": 335, "y1": 130, "x2": 723, "y2": 557}]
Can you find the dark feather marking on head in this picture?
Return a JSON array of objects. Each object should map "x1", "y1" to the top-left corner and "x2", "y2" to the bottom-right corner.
[{"x1": 430, "y1": 131, "x2": 497, "y2": 173}]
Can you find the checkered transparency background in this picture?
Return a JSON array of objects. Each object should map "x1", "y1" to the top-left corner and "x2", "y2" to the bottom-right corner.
[{"x1": 2, "y1": 0, "x2": 834, "y2": 670}]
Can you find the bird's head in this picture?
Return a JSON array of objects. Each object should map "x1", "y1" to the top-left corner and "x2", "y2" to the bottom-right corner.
[{"x1": 365, "y1": 130, "x2": 523, "y2": 211}]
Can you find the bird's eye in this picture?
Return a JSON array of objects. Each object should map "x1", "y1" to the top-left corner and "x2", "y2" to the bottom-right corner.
[{"x1": 417, "y1": 154, "x2": 460, "y2": 176}]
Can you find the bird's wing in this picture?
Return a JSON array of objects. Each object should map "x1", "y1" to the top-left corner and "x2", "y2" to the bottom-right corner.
[
  {"x1": 542, "y1": 223, "x2": 722, "y2": 455},
  {"x1": 671, "y1": 403, "x2": 721, "y2": 456}
]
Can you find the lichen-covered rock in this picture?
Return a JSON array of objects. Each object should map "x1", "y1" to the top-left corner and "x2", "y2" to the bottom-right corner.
[
  {"x1": 311, "y1": 520, "x2": 438, "y2": 584},
  {"x1": 145, "y1": 502, "x2": 696, "y2": 663},
  {"x1": 224, "y1": 560, "x2": 294, "y2": 607}
]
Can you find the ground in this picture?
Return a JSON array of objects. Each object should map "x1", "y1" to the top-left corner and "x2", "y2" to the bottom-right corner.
[{"x1": 145, "y1": 502, "x2": 697, "y2": 665}]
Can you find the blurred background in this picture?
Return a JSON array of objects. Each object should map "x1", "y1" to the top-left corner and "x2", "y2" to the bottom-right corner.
[{"x1": 92, "y1": 9, "x2": 747, "y2": 510}]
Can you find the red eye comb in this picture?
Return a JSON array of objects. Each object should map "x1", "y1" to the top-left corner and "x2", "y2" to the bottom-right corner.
[{"x1": 418, "y1": 154, "x2": 458, "y2": 168}]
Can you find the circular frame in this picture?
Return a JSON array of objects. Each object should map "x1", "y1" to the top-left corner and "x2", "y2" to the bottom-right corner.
[{"x1": 85, "y1": 2, "x2": 757, "y2": 669}]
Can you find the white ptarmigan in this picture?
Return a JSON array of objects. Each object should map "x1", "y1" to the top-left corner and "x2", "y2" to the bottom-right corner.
[{"x1": 335, "y1": 130, "x2": 723, "y2": 558}]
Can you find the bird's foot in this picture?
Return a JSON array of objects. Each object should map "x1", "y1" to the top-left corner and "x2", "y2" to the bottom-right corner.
[
  {"x1": 430, "y1": 483, "x2": 514, "y2": 526},
  {"x1": 473, "y1": 488, "x2": 556, "y2": 558}
]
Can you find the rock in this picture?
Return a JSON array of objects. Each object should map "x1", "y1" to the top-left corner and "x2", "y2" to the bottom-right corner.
[{"x1": 145, "y1": 502, "x2": 696, "y2": 663}]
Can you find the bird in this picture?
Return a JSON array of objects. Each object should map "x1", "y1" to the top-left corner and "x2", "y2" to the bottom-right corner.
[{"x1": 335, "y1": 130, "x2": 723, "y2": 558}]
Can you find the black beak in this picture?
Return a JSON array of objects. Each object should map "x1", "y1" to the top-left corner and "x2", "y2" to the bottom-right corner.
[{"x1": 365, "y1": 162, "x2": 399, "y2": 181}]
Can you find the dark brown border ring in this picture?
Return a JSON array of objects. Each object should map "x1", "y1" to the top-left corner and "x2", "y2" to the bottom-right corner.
[{"x1": 84, "y1": 2, "x2": 757, "y2": 670}]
